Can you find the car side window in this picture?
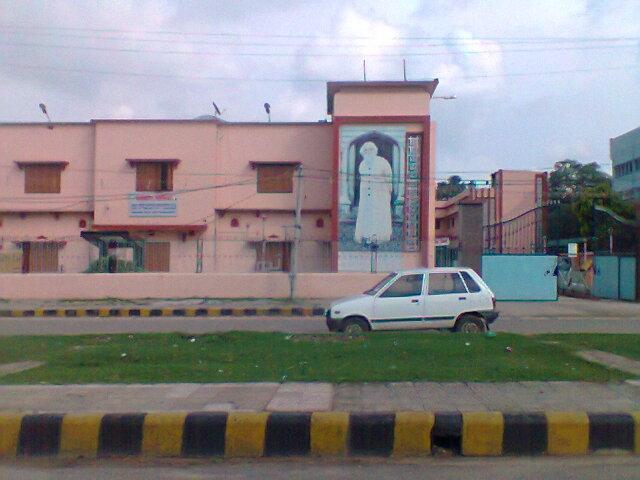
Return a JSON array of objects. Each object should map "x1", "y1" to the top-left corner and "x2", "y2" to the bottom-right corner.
[
  {"x1": 460, "y1": 271, "x2": 482, "y2": 293},
  {"x1": 428, "y1": 273, "x2": 468, "y2": 295},
  {"x1": 379, "y1": 274, "x2": 424, "y2": 298}
]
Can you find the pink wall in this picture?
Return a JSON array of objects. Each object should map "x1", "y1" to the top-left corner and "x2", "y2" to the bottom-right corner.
[
  {"x1": 0, "y1": 213, "x2": 95, "y2": 273},
  {"x1": 424, "y1": 120, "x2": 437, "y2": 267},
  {"x1": 0, "y1": 272, "x2": 387, "y2": 300},
  {"x1": 212, "y1": 211, "x2": 331, "y2": 272},
  {"x1": 495, "y1": 170, "x2": 540, "y2": 222},
  {"x1": 0, "y1": 124, "x2": 94, "y2": 212},
  {"x1": 333, "y1": 88, "x2": 430, "y2": 117},
  {"x1": 92, "y1": 121, "x2": 218, "y2": 227},
  {"x1": 215, "y1": 124, "x2": 333, "y2": 212}
]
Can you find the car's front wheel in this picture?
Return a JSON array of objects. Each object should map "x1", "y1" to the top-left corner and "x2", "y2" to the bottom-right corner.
[
  {"x1": 455, "y1": 314, "x2": 486, "y2": 333},
  {"x1": 341, "y1": 316, "x2": 370, "y2": 335}
]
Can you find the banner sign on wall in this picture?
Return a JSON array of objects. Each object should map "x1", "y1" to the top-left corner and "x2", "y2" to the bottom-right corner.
[
  {"x1": 129, "y1": 193, "x2": 177, "y2": 217},
  {"x1": 403, "y1": 134, "x2": 421, "y2": 252},
  {"x1": 337, "y1": 125, "x2": 430, "y2": 271}
]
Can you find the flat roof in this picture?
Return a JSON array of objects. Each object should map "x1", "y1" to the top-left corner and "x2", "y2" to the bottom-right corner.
[
  {"x1": 0, "y1": 119, "x2": 332, "y2": 127},
  {"x1": 326, "y1": 80, "x2": 439, "y2": 114}
]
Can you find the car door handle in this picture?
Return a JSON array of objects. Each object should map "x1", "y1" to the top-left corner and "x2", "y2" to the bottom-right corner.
[
  {"x1": 411, "y1": 299, "x2": 420, "y2": 303},
  {"x1": 458, "y1": 297, "x2": 467, "y2": 301}
]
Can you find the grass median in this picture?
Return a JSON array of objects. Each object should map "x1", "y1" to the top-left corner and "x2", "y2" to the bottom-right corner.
[{"x1": 0, "y1": 332, "x2": 632, "y2": 384}]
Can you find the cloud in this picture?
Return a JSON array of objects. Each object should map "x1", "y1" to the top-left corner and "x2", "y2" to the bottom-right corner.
[{"x1": 0, "y1": 0, "x2": 639, "y2": 178}]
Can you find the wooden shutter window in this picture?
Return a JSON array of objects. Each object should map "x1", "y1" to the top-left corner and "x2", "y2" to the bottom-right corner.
[
  {"x1": 256, "y1": 165, "x2": 294, "y2": 193},
  {"x1": 135, "y1": 162, "x2": 173, "y2": 192},
  {"x1": 24, "y1": 165, "x2": 62, "y2": 193},
  {"x1": 144, "y1": 242, "x2": 171, "y2": 272}
]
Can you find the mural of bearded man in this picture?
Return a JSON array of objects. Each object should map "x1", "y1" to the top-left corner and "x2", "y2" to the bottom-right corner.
[{"x1": 354, "y1": 141, "x2": 393, "y2": 244}]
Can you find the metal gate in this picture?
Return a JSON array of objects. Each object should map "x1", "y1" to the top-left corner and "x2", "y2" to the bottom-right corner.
[
  {"x1": 481, "y1": 254, "x2": 558, "y2": 301},
  {"x1": 593, "y1": 255, "x2": 636, "y2": 301}
]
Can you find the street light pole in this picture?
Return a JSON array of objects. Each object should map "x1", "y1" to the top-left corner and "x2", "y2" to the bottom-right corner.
[{"x1": 289, "y1": 165, "x2": 303, "y2": 298}]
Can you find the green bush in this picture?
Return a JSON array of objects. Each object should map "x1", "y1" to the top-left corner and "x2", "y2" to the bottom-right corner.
[{"x1": 85, "y1": 256, "x2": 142, "y2": 273}]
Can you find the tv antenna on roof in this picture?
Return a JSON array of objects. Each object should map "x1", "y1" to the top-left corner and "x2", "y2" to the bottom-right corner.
[
  {"x1": 39, "y1": 103, "x2": 53, "y2": 129},
  {"x1": 212, "y1": 101, "x2": 223, "y2": 117}
]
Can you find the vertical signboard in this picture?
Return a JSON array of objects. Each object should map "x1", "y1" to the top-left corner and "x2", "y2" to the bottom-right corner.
[{"x1": 403, "y1": 134, "x2": 421, "y2": 252}]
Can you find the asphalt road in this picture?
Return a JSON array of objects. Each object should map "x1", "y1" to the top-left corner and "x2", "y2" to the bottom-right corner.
[
  {"x1": 3, "y1": 457, "x2": 640, "y2": 479},
  {"x1": 1, "y1": 313, "x2": 640, "y2": 335}
]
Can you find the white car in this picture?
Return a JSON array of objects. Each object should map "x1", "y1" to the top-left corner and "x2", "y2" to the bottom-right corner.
[{"x1": 325, "y1": 267, "x2": 498, "y2": 334}]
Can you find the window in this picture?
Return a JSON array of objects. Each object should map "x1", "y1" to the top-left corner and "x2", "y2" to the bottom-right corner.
[
  {"x1": 144, "y1": 242, "x2": 170, "y2": 272},
  {"x1": 21, "y1": 242, "x2": 59, "y2": 273},
  {"x1": 256, "y1": 165, "x2": 295, "y2": 193},
  {"x1": 136, "y1": 162, "x2": 173, "y2": 192},
  {"x1": 435, "y1": 219, "x2": 441, "y2": 229},
  {"x1": 256, "y1": 242, "x2": 291, "y2": 272},
  {"x1": 460, "y1": 271, "x2": 481, "y2": 293},
  {"x1": 364, "y1": 273, "x2": 396, "y2": 295},
  {"x1": 428, "y1": 272, "x2": 467, "y2": 295},
  {"x1": 380, "y1": 274, "x2": 424, "y2": 298},
  {"x1": 24, "y1": 165, "x2": 62, "y2": 193}
]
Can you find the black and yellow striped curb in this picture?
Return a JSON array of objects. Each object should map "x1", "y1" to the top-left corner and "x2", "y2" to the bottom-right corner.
[
  {"x1": 1, "y1": 411, "x2": 639, "y2": 458},
  {"x1": 0, "y1": 306, "x2": 326, "y2": 318}
]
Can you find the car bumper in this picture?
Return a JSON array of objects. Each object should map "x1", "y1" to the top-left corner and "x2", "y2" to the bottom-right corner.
[
  {"x1": 480, "y1": 310, "x2": 499, "y2": 323},
  {"x1": 325, "y1": 311, "x2": 342, "y2": 332}
]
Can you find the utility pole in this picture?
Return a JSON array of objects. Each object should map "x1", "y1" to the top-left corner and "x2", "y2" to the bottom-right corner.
[{"x1": 289, "y1": 165, "x2": 303, "y2": 298}]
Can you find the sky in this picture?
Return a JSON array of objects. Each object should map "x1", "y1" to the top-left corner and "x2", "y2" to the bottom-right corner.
[{"x1": 1, "y1": 0, "x2": 639, "y2": 181}]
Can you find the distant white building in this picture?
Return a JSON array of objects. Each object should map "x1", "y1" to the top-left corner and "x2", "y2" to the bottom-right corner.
[{"x1": 611, "y1": 126, "x2": 640, "y2": 201}]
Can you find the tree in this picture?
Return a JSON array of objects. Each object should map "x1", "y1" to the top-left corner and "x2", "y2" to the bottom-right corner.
[
  {"x1": 546, "y1": 159, "x2": 636, "y2": 252},
  {"x1": 549, "y1": 159, "x2": 610, "y2": 200},
  {"x1": 436, "y1": 175, "x2": 466, "y2": 200},
  {"x1": 572, "y1": 182, "x2": 636, "y2": 251}
]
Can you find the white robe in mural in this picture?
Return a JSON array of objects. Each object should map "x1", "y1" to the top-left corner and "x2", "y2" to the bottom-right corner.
[{"x1": 354, "y1": 156, "x2": 393, "y2": 244}]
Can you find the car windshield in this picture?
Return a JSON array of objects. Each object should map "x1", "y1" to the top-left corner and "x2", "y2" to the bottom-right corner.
[{"x1": 363, "y1": 273, "x2": 396, "y2": 295}]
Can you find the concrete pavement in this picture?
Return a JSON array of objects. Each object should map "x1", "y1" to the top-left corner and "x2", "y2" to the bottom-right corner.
[
  {"x1": 1, "y1": 381, "x2": 640, "y2": 413},
  {"x1": 0, "y1": 295, "x2": 638, "y2": 319},
  {"x1": 1, "y1": 297, "x2": 639, "y2": 335},
  {"x1": 3, "y1": 457, "x2": 640, "y2": 479},
  {"x1": 2, "y1": 311, "x2": 640, "y2": 336}
]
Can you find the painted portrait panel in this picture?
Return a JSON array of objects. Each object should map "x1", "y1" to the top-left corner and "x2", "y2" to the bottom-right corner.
[{"x1": 338, "y1": 125, "x2": 421, "y2": 271}]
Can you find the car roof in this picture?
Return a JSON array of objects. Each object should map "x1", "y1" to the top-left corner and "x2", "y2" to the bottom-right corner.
[{"x1": 389, "y1": 267, "x2": 477, "y2": 275}]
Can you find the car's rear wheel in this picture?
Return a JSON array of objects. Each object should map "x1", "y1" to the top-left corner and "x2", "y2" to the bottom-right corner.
[
  {"x1": 341, "y1": 316, "x2": 370, "y2": 335},
  {"x1": 455, "y1": 314, "x2": 486, "y2": 333}
]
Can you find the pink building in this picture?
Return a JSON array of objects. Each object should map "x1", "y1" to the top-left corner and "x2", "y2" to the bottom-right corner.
[
  {"x1": 0, "y1": 80, "x2": 438, "y2": 274},
  {"x1": 435, "y1": 170, "x2": 548, "y2": 270}
]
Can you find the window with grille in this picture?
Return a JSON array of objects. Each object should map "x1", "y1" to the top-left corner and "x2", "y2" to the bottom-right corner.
[
  {"x1": 24, "y1": 165, "x2": 62, "y2": 193},
  {"x1": 21, "y1": 242, "x2": 59, "y2": 273},
  {"x1": 135, "y1": 162, "x2": 174, "y2": 192},
  {"x1": 256, "y1": 165, "x2": 295, "y2": 193},
  {"x1": 255, "y1": 242, "x2": 291, "y2": 272}
]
